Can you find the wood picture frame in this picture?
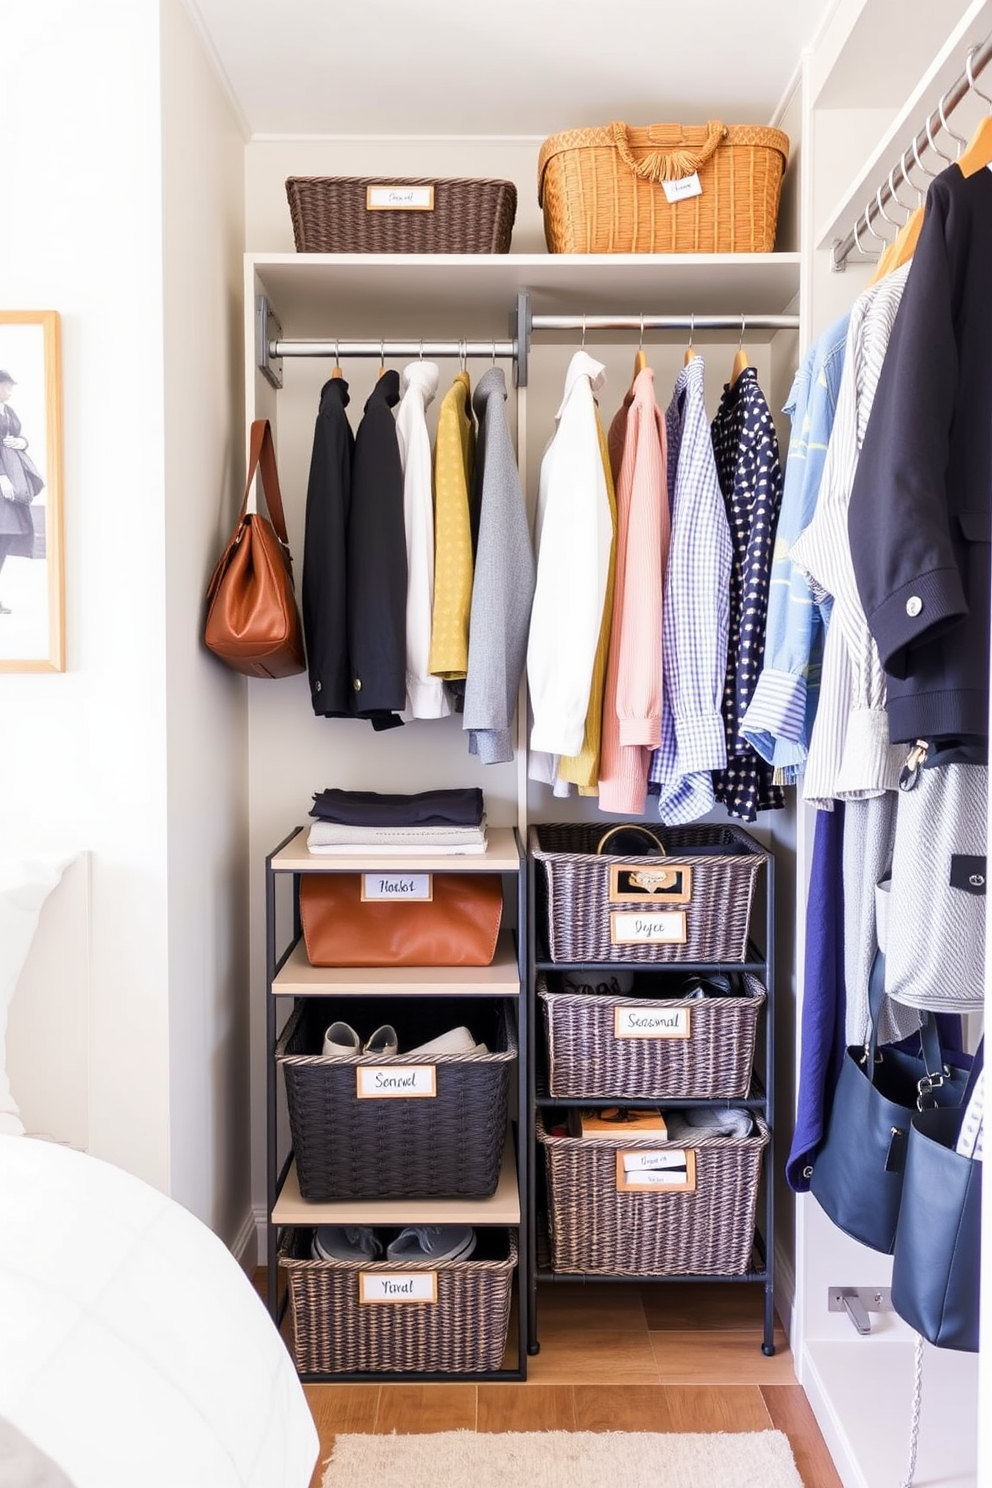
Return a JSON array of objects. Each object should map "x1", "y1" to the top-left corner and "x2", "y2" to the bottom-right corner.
[{"x1": 0, "y1": 311, "x2": 64, "y2": 673}]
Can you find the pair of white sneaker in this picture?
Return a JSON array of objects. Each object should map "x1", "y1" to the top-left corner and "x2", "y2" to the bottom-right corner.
[{"x1": 321, "y1": 1022, "x2": 488, "y2": 1058}]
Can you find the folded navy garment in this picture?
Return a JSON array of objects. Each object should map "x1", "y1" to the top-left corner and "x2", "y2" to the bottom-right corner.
[{"x1": 309, "y1": 787, "x2": 485, "y2": 828}]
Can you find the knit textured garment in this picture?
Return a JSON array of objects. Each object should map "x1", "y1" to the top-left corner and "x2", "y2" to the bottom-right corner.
[
  {"x1": 463, "y1": 366, "x2": 535, "y2": 764},
  {"x1": 429, "y1": 371, "x2": 475, "y2": 681}
]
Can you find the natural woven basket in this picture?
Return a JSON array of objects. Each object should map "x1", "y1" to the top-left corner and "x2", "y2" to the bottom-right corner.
[
  {"x1": 538, "y1": 120, "x2": 789, "y2": 253},
  {"x1": 538, "y1": 1115, "x2": 769, "y2": 1275},
  {"x1": 538, "y1": 970, "x2": 766, "y2": 1100},
  {"x1": 276, "y1": 998, "x2": 515, "y2": 1202},
  {"x1": 286, "y1": 176, "x2": 517, "y2": 253},
  {"x1": 279, "y1": 1227, "x2": 517, "y2": 1374},
  {"x1": 530, "y1": 822, "x2": 768, "y2": 964}
]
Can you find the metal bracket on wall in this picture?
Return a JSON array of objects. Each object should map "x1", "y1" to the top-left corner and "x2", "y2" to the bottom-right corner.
[
  {"x1": 513, "y1": 290, "x2": 532, "y2": 388},
  {"x1": 257, "y1": 294, "x2": 284, "y2": 390},
  {"x1": 828, "y1": 1287, "x2": 893, "y2": 1335}
]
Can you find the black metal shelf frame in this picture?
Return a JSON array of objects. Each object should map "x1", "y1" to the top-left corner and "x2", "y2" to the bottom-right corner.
[
  {"x1": 264, "y1": 825, "x2": 530, "y2": 1384},
  {"x1": 526, "y1": 832, "x2": 777, "y2": 1357}
]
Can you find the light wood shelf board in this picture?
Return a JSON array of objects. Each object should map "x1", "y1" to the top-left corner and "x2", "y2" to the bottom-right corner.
[{"x1": 272, "y1": 930, "x2": 521, "y2": 996}]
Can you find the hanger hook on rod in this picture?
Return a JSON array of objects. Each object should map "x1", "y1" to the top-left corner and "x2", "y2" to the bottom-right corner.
[
  {"x1": 379, "y1": 338, "x2": 385, "y2": 374},
  {"x1": 887, "y1": 163, "x2": 914, "y2": 216},
  {"x1": 581, "y1": 314, "x2": 587, "y2": 348},
  {"x1": 738, "y1": 313, "x2": 746, "y2": 348},
  {"x1": 418, "y1": 337, "x2": 424, "y2": 361},
  {"x1": 334, "y1": 337, "x2": 340, "y2": 371},
  {"x1": 925, "y1": 108, "x2": 954, "y2": 163},
  {"x1": 967, "y1": 44, "x2": 992, "y2": 109},
  {"x1": 852, "y1": 214, "x2": 870, "y2": 258},
  {"x1": 459, "y1": 338, "x2": 467, "y2": 371},
  {"x1": 875, "y1": 183, "x2": 899, "y2": 232},
  {"x1": 687, "y1": 311, "x2": 694, "y2": 351},
  {"x1": 912, "y1": 132, "x2": 936, "y2": 181},
  {"x1": 863, "y1": 199, "x2": 889, "y2": 246},
  {"x1": 638, "y1": 312, "x2": 645, "y2": 350},
  {"x1": 938, "y1": 88, "x2": 968, "y2": 152},
  {"x1": 491, "y1": 339, "x2": 497, "y2": 366}
]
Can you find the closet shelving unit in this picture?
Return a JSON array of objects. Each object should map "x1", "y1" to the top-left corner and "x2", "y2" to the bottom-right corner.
[
  {"x1": 264, "y1": 824, "x2": 529, "y2": 1382},
  {"x1": 527, "y1": 842, "x2": 778, "y2": 1357},
  {"x1": 247, "y1": 246, "x2": 802, "y2": 1380}
]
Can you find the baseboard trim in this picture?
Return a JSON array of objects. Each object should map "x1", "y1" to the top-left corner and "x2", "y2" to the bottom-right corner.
[{"x1": 231, "y1": 1205, "x2": 263, "y2": 1275}]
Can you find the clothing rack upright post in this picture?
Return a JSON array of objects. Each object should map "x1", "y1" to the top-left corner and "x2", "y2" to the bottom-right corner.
[{"x1": 831, "y1": 31, "x2": 992, "y2": 270}]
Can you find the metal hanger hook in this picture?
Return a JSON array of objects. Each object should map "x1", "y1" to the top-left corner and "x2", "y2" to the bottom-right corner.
[
  {"x1": 738, "y1": 313, "x2": 746, "y2": 349},
  {"x1": 938, "y1": 89, "x2": 968, "y2": 153},
  {"x1": 581, "y1": 314, "x2": 586, "y2": 348},
  {"x1": 638, "y1": 312, "x2": 645, "y2": 350},
  {"x1": 491, "y1": 339, "x2": 497, "y2": 366},
  {"x1": 875, "y1": 184, "x2": 898, "y2": 233},
  {"x1": 912, "y1": 132, "x2": 936, "y2": 180},
  {"x1": 459, "y1": 338, "x2": 467, "y2": 372},
  {"x1": 687, "y1": 312, "x2": 694, "y2": 350},
  {"x1": 379, "y1": 338, "x2": 385, "y2": 373},
  {"x1": 852, "y1": 214, "x2": 870, "y2": 258},
  {"x1": 334, "y1": 337, "x2": 340, "y2": 371},
  {"x1": 418, "y1": 337, "x2": 424, "y2": 361},
  {"x1": 966, "y1": 45, "x2": 992, "y2": 109},
  {"x1": 863, "y1": 200, "x2": 888, "y2": 247},
  {"x1": 925, "y1": 108, "x2": 954, "y2": 163},
  {"x1": 887, "y1": 163, "x2": 914, "y2": 216}
]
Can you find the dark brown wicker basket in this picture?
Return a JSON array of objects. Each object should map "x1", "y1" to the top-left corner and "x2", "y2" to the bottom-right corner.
[
  {"x1": 279, "y1": 1226, "x2": 517, "y2": 1374},
  {"x1": 276, "y1": 998, "x2": 515, "y2": 1202},
  {"x1": 538, "y1": 1114, "x2": 769, "y2": 1275},
  {"x1": 285, "y1": 176, "x2": 517, "y2": 253},
  {"x1": 530, "y1": 822, "x2": 768, "y2": 963},
  {"x1": 539, "y1": 970, "x2": 766, "y2": 1100}
]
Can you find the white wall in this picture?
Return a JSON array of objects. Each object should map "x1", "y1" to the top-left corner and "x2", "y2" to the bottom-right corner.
[
  {"x1": 160, "y1": 0, "x2": 251, "y2": 1240},
  {"x1": 1, "y1": 0, "x2": 251, "y2": 1248}
]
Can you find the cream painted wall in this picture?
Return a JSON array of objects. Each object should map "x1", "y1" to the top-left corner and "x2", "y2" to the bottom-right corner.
[
  {"x1": 160, "y1": 0, "x2": 251, "y2": 1240},
  {"x1": 1, "y1": 0, "x2": 250, "y2": 1244}
]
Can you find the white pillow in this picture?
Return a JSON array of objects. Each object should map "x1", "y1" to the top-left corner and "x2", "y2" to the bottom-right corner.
[{"x1": 0, "y1": 856, "x2": 75, "y2": 1137}]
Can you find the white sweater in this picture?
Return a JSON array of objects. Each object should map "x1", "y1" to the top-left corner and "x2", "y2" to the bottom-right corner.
[
  {"x1": 395, "y1": 361, "x2": 450, "y2": 720},
  {"x1": 527, "y1": 351, "x2": 612, "y2": 756}
]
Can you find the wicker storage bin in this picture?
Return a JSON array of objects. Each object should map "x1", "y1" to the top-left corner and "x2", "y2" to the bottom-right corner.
[
  {"x1": 276, "y1": 998, "x2": 515, "y2": 1201},
  {"x1": 286, "y1": 176, "x2": 517, "y2": 253},
  {"x1": 279, "y1": 1227, "x2": 516, "y2": 1374},
  {"x1": 538, "y1": 970, "x2": 766, "y2": 1100},
  {"x1": 538, "y1": 1115, "x2": 769, "y2": 1275},
  {"x1": 538, "y1": 120, "x2": 789, "y2": 254},
  {"x1": 530, "y1": 822, "x2": 767, "y2": 964}
]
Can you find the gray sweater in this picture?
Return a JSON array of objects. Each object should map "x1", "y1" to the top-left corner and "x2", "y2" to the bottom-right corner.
[{"x1": 463, "y1": 367, "x2": 535, "y2": 764}]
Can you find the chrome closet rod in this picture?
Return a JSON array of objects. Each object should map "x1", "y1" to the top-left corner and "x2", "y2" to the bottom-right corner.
[
  {"x1": 832, "y1": 32, "x2": 992, "y2": 271},
  {"x1": 268, "y1": 338, "x2": 517, "y2": 359},
  {"x1": 530, "y1": 314, "x2": 799, "y2": 331}
]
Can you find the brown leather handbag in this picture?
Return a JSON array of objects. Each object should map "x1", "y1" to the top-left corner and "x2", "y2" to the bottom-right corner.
[
  {"x1": 299, "y1": 873, "x2": 503, "y2": 967},
  {"x1": 204, "y1": 419, "x2": 306, "y2": 677}
]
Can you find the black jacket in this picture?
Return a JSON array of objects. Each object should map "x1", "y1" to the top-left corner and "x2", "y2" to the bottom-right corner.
[
  {"x1": 302, "y1": 377, "x2": 354, "y2": 716},
  {"x1": 848, "y1": 165, "x2": 992, "y2": 743},
  {"x1": 348, "y1": 370, "x2": 407, "y2": 729}
]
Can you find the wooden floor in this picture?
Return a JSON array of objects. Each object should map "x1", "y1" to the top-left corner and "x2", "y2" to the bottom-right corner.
[{"x1": 260, "y1": 1276, "x2": 844, "y2": 1488}]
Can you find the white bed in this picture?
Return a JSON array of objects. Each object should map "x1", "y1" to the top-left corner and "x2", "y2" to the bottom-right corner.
[{"x1": 0, "y1": 1133, "x2": 318, "y2": 1488}]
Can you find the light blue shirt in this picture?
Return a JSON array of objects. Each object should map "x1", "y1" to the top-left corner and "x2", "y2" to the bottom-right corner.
[{"x1": 740, "y1": 313, "x2": 849, "y2": 780}]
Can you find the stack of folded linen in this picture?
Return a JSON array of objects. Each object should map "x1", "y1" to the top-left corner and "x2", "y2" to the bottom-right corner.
[{"x1": 307, "y1": 787, "x2": 488, "y2": 855}]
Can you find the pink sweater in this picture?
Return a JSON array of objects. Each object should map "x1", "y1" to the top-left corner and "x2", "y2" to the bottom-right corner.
[{"x1": 598, "y1": 367, "x2": 669, "y2": 815}]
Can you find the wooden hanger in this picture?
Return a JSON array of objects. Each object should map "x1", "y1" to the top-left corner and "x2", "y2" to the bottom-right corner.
[
  {"x1": 730, "y1": 315, "x2": 750, "y2": 386},
  {"x1": 683, "y1": 312, "x2": 698, "y2": 365}
]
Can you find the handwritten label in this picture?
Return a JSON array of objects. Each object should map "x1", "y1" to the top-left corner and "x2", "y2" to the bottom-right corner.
[
  {"x1": 359, "y1": 1271, "x2": 438, "y2": 1304},
  {"x1": 361, "y1": 873, "x2": 432, "y2": 902},
  {"x1": 610, "y1": 910, "x2": 687, "y2": 946},
  {"x1": 662, "y1": 172, "x2": 703, "y2": 203},
  {"x1": 616, "y1": 1149, "x2": 696, "y2": 1193},
  {"x1": 614, "y1": 1005, "x2": 690, "y2": 1040},
  {"x1": 609, "y1": 864, "x2": 692, "y2": 904},
  {"x1": 356, "y1": 1065, "x2": 437, "y2": 1099},
  {"x1": 366, "y1": 184, "x2": 436, "y2": 211}
]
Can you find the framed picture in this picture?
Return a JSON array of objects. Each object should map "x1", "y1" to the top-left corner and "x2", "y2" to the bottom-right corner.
[{"x1": 0, "y1": 311, "x2": 64, "y2": 673}]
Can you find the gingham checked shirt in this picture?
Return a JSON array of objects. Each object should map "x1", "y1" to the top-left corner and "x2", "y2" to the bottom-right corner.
[{"x1": 648, "y1": 356, "x2": 732, "y2": 823}]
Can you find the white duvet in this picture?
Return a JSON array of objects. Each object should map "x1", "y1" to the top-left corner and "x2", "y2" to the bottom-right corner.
[{"x1": 0, "y1": 1135, "x2": 318, "y2": 1488}]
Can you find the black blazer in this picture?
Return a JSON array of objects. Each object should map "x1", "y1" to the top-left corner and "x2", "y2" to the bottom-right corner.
[
  {"x1": 302, "y1": 377, "x2": 354, "y2": 717},
  {"x1": 848, "y1": 165, "x2": 992, "y2": 743},
  {"x1": 348, "y1": 370, "x2": 407, "y2": 729}
]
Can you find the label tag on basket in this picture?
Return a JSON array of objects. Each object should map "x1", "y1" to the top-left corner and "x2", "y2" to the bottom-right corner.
[
  {"x1": 662, "y1": 172, "x2": 702, "y2": 203},
  {"x1": 359, "y1": 1271, "x2": 438, "y2": 1304},
  {"x1": 614, "y1": 1005, "x2": 691, "y2": 1040},
  {"x1": 609, "y1": 910, "x2": 687, "y2": 946},
  {"x1": 366, "y1": 184, "x2": 435, "y2": 211},
  {"x1": 609, "y1": 864, "x2": 692, "y2": 904},
  {"x1": 356, "y1": 1065, "x2": 437, "y2": 1099},
  {"x1": 361, "y1": 872, "x2": 433, "y2": 902},
  {"x1": 616, "y1": 1149, "x2": 696, "y2": 1192}
]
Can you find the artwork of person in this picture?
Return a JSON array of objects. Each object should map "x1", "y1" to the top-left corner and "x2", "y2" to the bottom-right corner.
[{"x1": 0, "y1": 369, "x2": 45, "y2": 614}]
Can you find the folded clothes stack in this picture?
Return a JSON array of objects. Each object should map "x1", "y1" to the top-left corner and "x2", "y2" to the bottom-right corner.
[
  {"x1": 663, "y1": 1107, "x2": 755, "y2": 1141},
  {"x1": 307, "y1": 786, "x2": 488, "y2": 855}
]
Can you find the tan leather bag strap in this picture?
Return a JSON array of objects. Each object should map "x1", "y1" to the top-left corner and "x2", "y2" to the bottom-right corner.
[
  {"x1": 609, "y1": 119, "x2": 727, "y2": 183},
  {"x1": 240, "y1": 419, "x2": 291, "y2": 545}
]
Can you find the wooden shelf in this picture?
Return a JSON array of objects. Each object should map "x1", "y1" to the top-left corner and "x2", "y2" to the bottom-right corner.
[
  {"x1": 270, "y1": 824, "x2": 521, "y2": 874},
  {"x1": 272, "y1": 930, "x2": 521, "y2": 996},
  {"x1": 273, "y1": 1137, "x2": 520, "y2": 1227},
  {"x1": 251, "y1": 252, "x2": 802, "y2": 336}
]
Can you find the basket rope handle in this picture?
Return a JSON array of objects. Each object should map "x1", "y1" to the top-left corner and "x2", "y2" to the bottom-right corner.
[{"x1": 609, "y1": 120, "x2": 727, "y2": 182}]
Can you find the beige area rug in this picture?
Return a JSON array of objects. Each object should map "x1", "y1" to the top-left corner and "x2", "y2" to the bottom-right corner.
[{"x1": 321, "y1": 1429, "x2": 804, "y2": 1488}]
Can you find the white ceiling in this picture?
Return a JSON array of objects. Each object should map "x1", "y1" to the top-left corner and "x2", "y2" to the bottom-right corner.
[{"x1": 186, "y1": 0, "x2": 838, "y2": 138}]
